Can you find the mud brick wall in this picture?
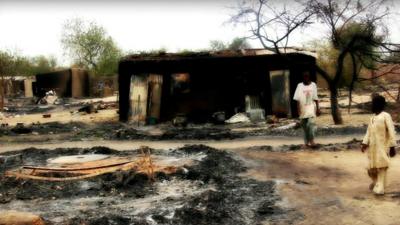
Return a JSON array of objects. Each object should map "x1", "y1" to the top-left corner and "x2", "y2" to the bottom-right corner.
[
  {"x1": 71, "y1": 68, "x2": 89, "y2": 98},
  {"x1": 24, "y1": 78, "x2": 34, "y2": 97},
  {"x1": 35, "y1": 70, "x2": 71, "y2": 97},
  {"x1": 36, "y1": 69, "x2": 89, "y2": 98}
]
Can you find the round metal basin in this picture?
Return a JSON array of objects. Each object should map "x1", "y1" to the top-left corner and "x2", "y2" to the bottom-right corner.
[{"x1": 47, "y1": 154, "x2": 110, "y2": 164}]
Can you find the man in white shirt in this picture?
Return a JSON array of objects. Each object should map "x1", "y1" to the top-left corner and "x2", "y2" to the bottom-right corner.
[{"x1": 293, "y1": 71, "x2": 321, "y2": 147}]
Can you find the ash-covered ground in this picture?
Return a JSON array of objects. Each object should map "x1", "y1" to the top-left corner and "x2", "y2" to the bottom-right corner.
[
  {"x1": 1, "y1": 90, "x2": 399, "y2": 225},
  {"x1": 3, "y1": 120, "x2": 393, "y2": 143},
  {"x1": 0, "y1": 145, "x2": 292, "y2": 225}
]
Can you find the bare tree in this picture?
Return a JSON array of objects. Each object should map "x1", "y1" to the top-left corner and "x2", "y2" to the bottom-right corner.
[
  {"x1": 231, "y1": 0, "x2": 399, "y2": 124},
  {"x1": 358, "y1": 63, "x2": 400, "y2": 101},
  {"x1": 230, "y1": 0, "x2": 313, "y2": 54},
  {"x1": 306, "y1": 0, "x2": 395, "y2": 124}
]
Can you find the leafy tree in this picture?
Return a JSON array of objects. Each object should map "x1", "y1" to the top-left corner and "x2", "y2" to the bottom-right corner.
[
  {"x1": 61, "y1": 18, "x2": 122, "y2": 76},
  {"x1": 30, "y1": 55, "x2": 58, "y2": 74},
  {"x1": 209, "y1": 37, "x2": 251, "y2": 51},
  {"x1": 310, "y1": 0, "x2": 390, "y2": 124},
  {"x1": 228, "y1": 37, "x2": 252, "y2": 50},
  {"x1": 0, "y1": 50, "x2": 59, "y2": 109},
  {"x1": 0, "y1": 51, "x2": 30, "y2": 109},
  {"x1": 0, "y1": 51, "x2": 16, "y2": 77},
  {"x1": 0, "y1": 50, "x2": 36, "y2": 76},
  {"x1": 95, "y1": 41, "x2": 121, "y2": 76},
  {"x1": 307, "y1": 40, "x2": 353, "y2": 87},
  {"x1": 209, "y1": 40, "x2": 227, "y2": 51}
]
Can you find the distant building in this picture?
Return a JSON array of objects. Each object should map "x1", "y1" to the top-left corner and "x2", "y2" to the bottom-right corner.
[
  {"x1": 35, "y1": 68, "x2": 89, "y2": 98},
  {"x1": 118, "y1": 49, "x2": 317, "y2": 124},
  {"x1": 0, "y1": 76, "x2": 35, "y2": 97},
  {"x1": 90, "y1": 75, "x2": 118, "y2": 97}
]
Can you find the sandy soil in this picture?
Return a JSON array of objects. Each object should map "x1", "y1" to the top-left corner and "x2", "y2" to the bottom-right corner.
[
  {"x1": 0, "y1": 91, "x2": 376, "y2": 127},
  {"x1": 1, "y1": 109, "x2": 118, "y2": 126},
  {"x1": 315, "y1": 113, "x2": 371, "y2": 126},
  {"x1": 318, "y1": 89, "x2": 399, "y2": 107},
  {"x1": 237, "y1": 149, "x2": 400, "y2": 225},
  {"x1": 1, "y1": 107, "x2": 373, "y2": 127},
  {"x1": 0, "y1": 135, "x2": 366, "y2": 153}
]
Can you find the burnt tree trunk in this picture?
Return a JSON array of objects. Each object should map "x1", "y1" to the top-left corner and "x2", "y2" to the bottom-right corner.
[
  {"x1": 329, "y1": 48, "x2": 350, "y2": 125},
  {"x1": 316, "y1": 65, "x2": 344, "y2": 125},
  {"x1": 0, "y1": 77, "x2": 4, "y2": 111},
  {"x1": 329, "y1": 83, "x2": 343, "y2": 124},
  {"x1": 348, "y1": 53, "x2": 360, "y2": 114},
  {"x1": 397, "y1": 83, "x2": 400, "y2": 102}
]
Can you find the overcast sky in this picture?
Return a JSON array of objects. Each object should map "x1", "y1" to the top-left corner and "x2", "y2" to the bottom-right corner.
[{"x1": 0, "y1": 0, "x2": 399, "y2": 66}]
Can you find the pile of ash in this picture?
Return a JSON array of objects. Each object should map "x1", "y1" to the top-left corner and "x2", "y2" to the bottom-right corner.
[{"x1": 0, "y1": 145, "x2": 290, "y2": 225}]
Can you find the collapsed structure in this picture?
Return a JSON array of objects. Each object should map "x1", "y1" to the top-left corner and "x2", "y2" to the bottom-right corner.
[
  {"x1": 34, "y1": 69, "x2": 118, "y2": 98},
  {"x1": 35, "y1": 68, "x2": 90, "y2": 98},
  {"x1": 0, "y1": 76, "x2": 35, "y2": 98},
  {"x1": 118, "y1": 50, "x2": 316, "y2": 124}
]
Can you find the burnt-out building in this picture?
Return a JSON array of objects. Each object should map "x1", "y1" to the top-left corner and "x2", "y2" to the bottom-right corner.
[
  {"x1": 118, "y1": 50, "x2": 316, "y2": 123},
  {"x1": 35, "y1": 68, "x2": 89, "y2": 98}
]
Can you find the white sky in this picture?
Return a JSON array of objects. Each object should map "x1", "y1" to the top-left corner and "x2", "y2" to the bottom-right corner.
[{"x1": 0, "y1": 0, "x2": 399, "y2": 66}]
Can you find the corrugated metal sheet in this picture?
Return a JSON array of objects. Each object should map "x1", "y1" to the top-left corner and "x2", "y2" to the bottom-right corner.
[
  {"x1": 270, "y1": 70, "x2": 292, "y2": 117},
  {"x1": 130, "y1": 75, "x2": 148, "y2": 123},
  {"x1": 148, "y1": 74, "x2": 163, "y2": 121}
]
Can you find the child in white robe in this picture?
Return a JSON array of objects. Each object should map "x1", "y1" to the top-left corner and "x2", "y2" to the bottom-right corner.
[{"x1": 361, "y1": 95, "x2": 397, "y2": 195}]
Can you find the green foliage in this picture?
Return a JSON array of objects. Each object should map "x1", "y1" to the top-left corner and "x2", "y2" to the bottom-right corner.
[
  {"x1": 0, "y1": 51, "x2": 16, "y2": 76},
  {"x1": 61, "y1": 18, "x2": 122, "y2": 76},
  {"x1": 135, "y1": 48, "x2": 168, "y2": 56},
  {"x1": 335, "y1": 22, "x2": 382, "y2": 69},
  {"x1": 306, "y1": 40, "x2": 352, "y2": 87},
  {"x1": 96, "y1": 40, "x2": 122, "y2": 76},
  {"x1": 209, "y1": 37, "x2": 251, "y2": 51},
  {"x1": 228, "y1": 37, "x2": 251, "y2": 50},
  {"x1": 209, "y1": 40, "x2": 227, "y2": 51},
  {"x1": 177, "y1": 49, "x2": 195, "y2": 54},
  {"x1": 30, "y1": 55, "x2": 58, "y2": 74},
  {"x1": 0, "y1": 50, "x2": 57, "y2": 76},
  {"x1": 306, "y1": 21, "x2": 383, "y2": 88}
]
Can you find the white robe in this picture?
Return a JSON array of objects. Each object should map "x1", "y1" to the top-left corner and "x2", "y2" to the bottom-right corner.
[{"x1": 362, "y1": 112, "x2": 397, "y2": 169}]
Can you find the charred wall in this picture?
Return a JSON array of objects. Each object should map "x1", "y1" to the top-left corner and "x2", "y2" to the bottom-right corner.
[
  {"x1": 35, "y1": 70, "x2": 71, "y2": 97},
  {"x1": 35, "y1": 69, "x2": 89, "y2": 98}
]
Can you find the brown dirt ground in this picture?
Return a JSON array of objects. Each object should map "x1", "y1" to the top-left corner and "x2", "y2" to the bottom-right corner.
[
  {"x1": 0, "y1": 136, "x2": 366, "y2": 154},
  {"x1": 237, "y1": 149, "x2": 400, "y2": 225},
  {"x1": 2, "y1": 107, "x2": 373, "y2": 127},
  {"x1": 1, "y1": 109, "x2": 118, "y2": 126},
  {"x1": 1, "y1": 92, "x2": 400, "y2": 224},
  {"x1": 315, "y1": 113, "x2": 371, "y2": 126}
]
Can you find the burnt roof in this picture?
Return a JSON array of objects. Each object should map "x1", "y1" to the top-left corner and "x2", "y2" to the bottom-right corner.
[
  {"x1": 119, "y1": 49, "x2": 316, "y2": 75},
  {"x1": 122, "y1": 49, "x2": 316, "y2": 62}
]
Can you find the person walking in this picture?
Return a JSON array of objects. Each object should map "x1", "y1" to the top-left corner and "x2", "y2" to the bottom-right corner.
[
  {"x1": 293, "y1": 71, "x2": 321, "y2": 148},
  {"x1": 361, "y1": 94, "x2": 397, "y2": 195}
]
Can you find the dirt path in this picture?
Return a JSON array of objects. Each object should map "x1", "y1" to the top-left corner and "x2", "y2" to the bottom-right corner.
[
  {"x1": 0, "y1": 135, "x2": 365, "y2": 153},
  {"x1": 237, "y1": 149, "x2": 400, "y2": 225},
  {"x1": 2, "y1": 109, "x2": 119, "y2": 126}
]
